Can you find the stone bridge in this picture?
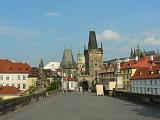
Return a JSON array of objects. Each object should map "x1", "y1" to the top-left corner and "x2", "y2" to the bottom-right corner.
[{"x1": 1, "y1": 92, "x2": 160, "y2": 120}]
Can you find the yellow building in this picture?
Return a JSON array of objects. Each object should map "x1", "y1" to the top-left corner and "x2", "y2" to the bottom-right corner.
[
  {"x1": 120, "y1": 57, "x2": 156, "y2": 92},
  {"x1": 0, "y1": 86, "x2": 20, "y2": 100},
  {"x1": 28, "y1": 67, "x2": 53, "y2": 87}
]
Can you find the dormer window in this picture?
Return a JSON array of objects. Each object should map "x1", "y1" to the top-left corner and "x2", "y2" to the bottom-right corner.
[
  {"x1": 138, "y1": 72, "x2": 142, "y2": 75},
  {"x1": 149, "y1": 71, "x2": 153, "y2": 74},
  {"x1": 156, "y1": 70, "x2": 160, "y2": 74}
]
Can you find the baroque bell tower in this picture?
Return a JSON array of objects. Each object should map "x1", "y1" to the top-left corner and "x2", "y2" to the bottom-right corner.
[{"x1": 84, "y1": 30, "x2": 103, "y2": 76}]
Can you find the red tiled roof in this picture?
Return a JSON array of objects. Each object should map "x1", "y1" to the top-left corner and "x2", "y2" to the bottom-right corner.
[
  {"x1": 0, "y1": 86, "x2": 20, "y2": 95},
  {"x1": 0, "y1": 59, "x2": 31, "y2": 74},
  {"x1": 55, "y1": 68, "x2": 62, "y2": 72},
  {"x1": 120, "y1": 57, "x2": 156, "y2": 69},
  {"x1": 63, "y1": 76, "x2": 78, "y2": 82},
  {"x1": 28, "y1": 67, "x2": 53, "y2": 78},
  {"x1": 131, "y1": 65, "x2": 160, "y2": 80}
]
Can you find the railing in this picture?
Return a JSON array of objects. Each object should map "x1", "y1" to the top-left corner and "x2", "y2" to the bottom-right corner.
[{"x1": 0, "y1": 92, "x2": 46, "y2": 117}]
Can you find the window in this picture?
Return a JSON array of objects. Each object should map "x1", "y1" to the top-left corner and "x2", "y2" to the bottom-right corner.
[
  {"x1": 138, "y1": 72, "x2": 142, "y2": 75},
  {"x1": 23, "y1": 75, "x2": 26, "y2": 80},
  {"x1": 140, "y1": 87, "x2": 142, "y2": 93},
  {"x1": 71, "y1": 82, "x2": 73, "y2": 87},
  {"x1": 144, "y1": 87, "x2": 146, "y2": 94},
  {"x1": 23, "y1": 84, "x2": 26, "y2": 89},
  {"x1": 12, "y1": 75, "x2": 15, "y2": 80},
  {"x1": 154, "y1": 88, "x2": 158, "y2": 95},
  {"x1": 151, "y1": 88, "x2": 153, "y2": 94},
  {"x1": 155, "y1": 80, "x2": 157, "y2": 85},
  {"x1": 132, "y1": 87, "x2": 135, "y2": 93},
  {"x1": 17, "y1": 84, "x2": 20, "y2": 89},
  {"x1": 123, "y1": 81, "x2": 125, "y2": 85},
  {"x1": 156, "y1": 70, "x2": 160, "y2": 74},
  {"x1": 132, "y1": 81, "x2": 134, "y2": 85},
  {"x1": 150, "y1": 71, "x2": 153, "y2": 74},
  {"x1": 18, "y1": 75, "x2": 21, "y2": 80},
  {"x1": 136, "y1": 87, "x2": 138, "y2": 93},
  {"x1": 6, "y1": 75, "x2": 9, "y2": 80},
  {"x1": 0, "y1": 75, "x2": 3, "y2": 80},
  {"x1": 144, "y1": 80, "x2": 146, "y2": 85}
]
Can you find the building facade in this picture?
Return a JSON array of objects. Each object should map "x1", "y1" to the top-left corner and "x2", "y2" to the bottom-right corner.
[
  {"x1": 0, "y1": 59, "x2": 31, "y2": 91},
  {"x1": 44, "y1": 62, "x2": 60, "y2": 72},
  {"x1": 77, "y1": 50, "x2": 85, "y2": 75},
  {"x1": 61, "y1": 48, "x2": 77, "y2": 91},
  {"x1": 0, "y1": 86, "x2": 20, "y2": 100},
  {"x1": 130, "y1": 66, "x2": 160, "y2": 95},
  {"x1": 99, "y1": 63, "x2": 116, "y2": 90}
]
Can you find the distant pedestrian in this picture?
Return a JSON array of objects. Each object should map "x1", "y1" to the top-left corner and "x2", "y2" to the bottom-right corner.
[{"x1": 82, "y1": 87, "x2": 85, "y2": 95}]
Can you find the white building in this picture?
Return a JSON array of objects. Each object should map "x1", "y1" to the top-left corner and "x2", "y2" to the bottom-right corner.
[
  {"x1": 44, "y1": 62, "x2": 60, "y2": 71},
  {"x1": 62, "y1": 75, "x2": 78, "y2": 91},
  {"x1": 130, "y1": 65, "x2": 160, "y2": 95},
  {"x1": 0, "y1": 59, "x2": 31, "y2": 91}
]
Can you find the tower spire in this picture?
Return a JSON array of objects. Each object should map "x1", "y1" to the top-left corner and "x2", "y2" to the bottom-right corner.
[
  {"x1": 88, "y1": 31, "x2": 98, "y2": 49},
  {"x1": 101, "y1": 42, "x2": 103, "y2": 49},
  {"x1": 130, "y1": 48, "x2": 133, "y2": 58}
]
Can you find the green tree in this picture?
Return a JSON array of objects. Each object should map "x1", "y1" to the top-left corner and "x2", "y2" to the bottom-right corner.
[{"x1": 47, "y1": 80, "x2": 61, "y2": 91}]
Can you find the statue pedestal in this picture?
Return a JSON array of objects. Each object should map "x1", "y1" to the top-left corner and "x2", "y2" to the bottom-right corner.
[{"x1": 34, "y1": 79, "x2": 46, "y2": 93}]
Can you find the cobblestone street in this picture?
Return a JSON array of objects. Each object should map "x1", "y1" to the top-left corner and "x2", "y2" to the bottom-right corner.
[{"x1": 1, "y1": 92, "x2": 160, "y2": 120}]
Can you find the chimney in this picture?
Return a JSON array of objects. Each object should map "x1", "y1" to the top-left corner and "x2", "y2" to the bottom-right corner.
[
  {"x1": 150, "y1": 55, "x2": 154, "y2": 61},
  {"x1": 135, "y1": 56, "x2": 138, "y2": 61}
]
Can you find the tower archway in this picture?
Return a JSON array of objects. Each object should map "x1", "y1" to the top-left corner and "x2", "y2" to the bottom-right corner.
[{"x1": 80, "y1": 80, "x2": 89, "y2": 91}]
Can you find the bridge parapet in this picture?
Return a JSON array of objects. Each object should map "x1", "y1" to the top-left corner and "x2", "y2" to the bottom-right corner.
[
  {"x1": 0, "y1": 92, "x2": 46, "y2": 117},
  {"x1": 113, "y1": 91, "x2": 160, "y2": 106}
]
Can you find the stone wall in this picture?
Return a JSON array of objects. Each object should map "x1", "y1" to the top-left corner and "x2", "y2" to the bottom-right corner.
[{"x1": 113, "y1": 90, "x2": 160, "y2": 106}]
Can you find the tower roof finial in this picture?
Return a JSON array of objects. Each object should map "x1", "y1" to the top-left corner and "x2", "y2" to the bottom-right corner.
[{"x1": 89, "y1": 24, "x2": 96, "y2": 31}]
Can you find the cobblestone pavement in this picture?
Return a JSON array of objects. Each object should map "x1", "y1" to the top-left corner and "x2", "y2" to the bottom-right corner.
[{"x1": 1, "y1": 92, "x2": 160, "y2": 120}]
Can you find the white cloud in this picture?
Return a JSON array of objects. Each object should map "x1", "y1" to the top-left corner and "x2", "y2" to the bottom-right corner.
[
  {"x1": 144, "y1": 37, "x2": 160, "y2": 46},
  {"x1": 46, "y1": 12, "x2": 59, "y2": 17},
  {"x1": 0, "y1": 25, "x2": 47, "y2": 39},
  {"x1": 97, "y1": 29, "x2": 123, "y2": 41},
  {"x1": 119, "y1": 46, "x2": 130, "y2": 52}
]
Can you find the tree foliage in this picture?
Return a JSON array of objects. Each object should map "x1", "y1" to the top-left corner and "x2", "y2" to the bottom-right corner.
[{"x1": 47, "y1": 80, "x2": 61, "y2": 91}]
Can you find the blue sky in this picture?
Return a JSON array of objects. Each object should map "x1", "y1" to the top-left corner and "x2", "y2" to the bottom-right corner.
[{"x1": 0, "y1": 0, "x2": 160, "y2": 66}]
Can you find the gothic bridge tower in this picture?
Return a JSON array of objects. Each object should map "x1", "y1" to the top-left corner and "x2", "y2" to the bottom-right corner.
[{"x1": 84, "y1": 31, "x2": 103, "y2": 76}]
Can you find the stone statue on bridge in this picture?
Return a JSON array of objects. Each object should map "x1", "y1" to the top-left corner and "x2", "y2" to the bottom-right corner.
[{"x1": 35, "y1": 59, "x2": 47, "y2": 93}]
